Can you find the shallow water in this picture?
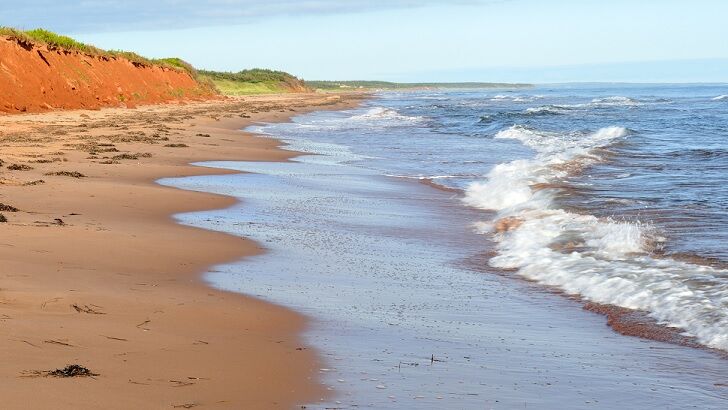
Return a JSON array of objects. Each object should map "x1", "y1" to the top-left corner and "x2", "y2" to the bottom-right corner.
[
  {"x1": 246, "y1": 85, "x2": 728, "y2": 351},
  {"x1": 161, "y1": 85, "x2": 728, "y2": 408}
]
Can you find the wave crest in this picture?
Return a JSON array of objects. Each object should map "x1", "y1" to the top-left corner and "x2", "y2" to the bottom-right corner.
[
  {"x1": 490, "y1": 94, "x2": 542, "y2": 103},
  {"x1": 349, "y1": 107, "x2": 424, "y2": 123},
  {"x1": 465, "y1": 126, "x2": 627, "y2": 211},
  {"x1": 590, "y1": 96, "x2": 642, "y2": 106},
  {"x1": 465, "y1": 125, "x2": 728, "y2": 351}
]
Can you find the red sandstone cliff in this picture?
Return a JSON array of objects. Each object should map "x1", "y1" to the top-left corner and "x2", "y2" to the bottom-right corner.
[{"x1": 0, "y1": 36, "x2": 216, "y2": 114}]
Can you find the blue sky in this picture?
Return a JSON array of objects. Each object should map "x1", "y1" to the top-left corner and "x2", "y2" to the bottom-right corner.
[{"x1": 2, "y1": 0, "x2": 727, "y2": 82}]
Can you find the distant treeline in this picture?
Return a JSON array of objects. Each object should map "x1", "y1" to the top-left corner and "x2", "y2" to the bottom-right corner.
[
  {"x1": 0, "y1": 27, "x2": 531, "y2": 96},
  {"x1": 307, "y1": 81, "x2": 533, "y2": 90},
  {"x1": 197, "y1": 68, "x2": 301, "y2": 83}
]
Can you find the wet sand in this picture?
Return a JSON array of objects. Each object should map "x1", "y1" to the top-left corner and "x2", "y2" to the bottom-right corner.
[
  {"x1": 163, "y1": 114, "x2": 728, "y2": 408},
  {"x1": 0, "y1": 93, "x2": 365, "y2": 409}
]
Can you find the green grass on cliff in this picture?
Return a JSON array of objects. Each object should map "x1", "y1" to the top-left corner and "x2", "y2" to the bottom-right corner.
[
  {"x1": 198, "y1": 69, "x2": 309, "y2": 95},
  {"x1": 0, "y1": 27, "x2": 307, "y2": 95},
  {"x1": 22, "y1": 28, "x2": 97, "y2": 53},
  {"x1": 0, "y1": 27, "x2": 103, "y2": 55},
  {"x1": 0, "y1": 27, "x2": 196, "y2": 77}
]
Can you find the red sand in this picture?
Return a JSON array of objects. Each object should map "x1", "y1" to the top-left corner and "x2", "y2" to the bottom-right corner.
[{"x1": 0, "y1": 37, "x2": 214, "y2": 114}]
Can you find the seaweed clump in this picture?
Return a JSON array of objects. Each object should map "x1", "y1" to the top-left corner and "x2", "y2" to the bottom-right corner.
[
  {"x1": 0, "y1": 203, "x2": 19, "y2": 212},
  {"x1": 45, "y1": 171, "x2": 86, "y2": 178},
  {"x1": 7, "y1": 163, "x2": 33, "y2": 171},
  {"x1": 47, "y1": 364, "x2": 98, "y2": 378}
]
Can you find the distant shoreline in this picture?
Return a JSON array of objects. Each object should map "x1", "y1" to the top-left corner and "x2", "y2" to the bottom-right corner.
[{"x1": 307, "y1": 80, "x2": 533, "y2": 91}]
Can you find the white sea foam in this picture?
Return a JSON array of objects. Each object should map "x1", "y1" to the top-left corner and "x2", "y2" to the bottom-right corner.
[
  {"x1": 712, "y1": 94, "x2": 728, "y2": 101},
  {"x1": 465, "y1": 125, "x2": 728, "y2": 351},
  {"x1": 266, "y1": 107, "x2": 425, "y2": 134},
  {"x1": 384, "y1": 173, "x2": 458, "y2": 180},
  {"x1": 524, "y1": 105, "x2": 571, "y2": 115},
  {"x1": 247, "y1": 124, "x2": 367, "y2": 165},
  {"x1": 491, "y1": 94, "x2": 541, "y2": 103},
  {"x1": 590, "y1": 96, "x2": 642, "y2": 106},
  {"x1": 522, "y1": 96, "x2": 648, "y2": 115},
  {"x1": 348, "y1": 107, "x2": 424, "y2": 124}
]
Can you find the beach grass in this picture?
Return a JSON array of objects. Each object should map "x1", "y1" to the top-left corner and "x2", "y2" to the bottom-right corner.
[
  {"x1": 0, "y1": 27, "x2": 196, "y2": 76},
  {"x1": 23, "y1": 29, "x2": 97, "y2": 53},
  {"x1": 198, "y1": 69, "x2": 309, "y2": 95},
  {"x1": 203, "y1": 79, "x2": 291, "y2": 95},
  {"x1": 0, "y1": 26, "x2": 309, "y2": 95}
]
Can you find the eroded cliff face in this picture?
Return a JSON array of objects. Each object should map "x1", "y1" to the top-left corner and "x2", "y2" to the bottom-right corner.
[{"x1": 0, "y1": 37, "x2": 215, "y2": 114}]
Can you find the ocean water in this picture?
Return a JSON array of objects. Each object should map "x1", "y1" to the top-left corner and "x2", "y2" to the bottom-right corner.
[
  {"x1": 253, "y1": 84, "x2": 728, "y2": 352},
  {"x1": 162, "y1": 84, "x2": 728, "y2": 408}
]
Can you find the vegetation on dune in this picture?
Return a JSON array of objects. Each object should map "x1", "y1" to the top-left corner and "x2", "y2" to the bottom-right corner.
[
  {"x1": 308, "y1": 80, "x2": 533, "y2": 90},
  {"x1": 0, "y1": 27, "x2": 197, "y2": 77},
  {"x1": 199, "y1": 68, "x2": 299, "y2": 83},
  {"x1": 0, "y1": 27, "x2": 304, "y2": 96},
  {"x1": 198, "y1": 69, "x2": 309, "y2": 95},
  {"x1": 0, "y1": 27, "x2": 528, "y2": 97},
  {"x1": 201, "y1": 78, "x2": 299, "y2": 95},
  {"x1": 21, "y1": 28, "x2": 99, "y2": 53},
  {"x1": 154, "y1": 57, "x2": 197, "y2": 74}
]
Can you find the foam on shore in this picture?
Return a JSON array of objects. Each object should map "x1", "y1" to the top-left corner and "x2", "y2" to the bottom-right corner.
[{"x1": 465, "y1": 125, "x2": 728, "y2": 351}]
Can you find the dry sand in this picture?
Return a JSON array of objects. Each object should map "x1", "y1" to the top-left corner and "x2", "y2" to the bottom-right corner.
[{"x1": 0, "y1": 93, "x2": 366, "y2": 409}]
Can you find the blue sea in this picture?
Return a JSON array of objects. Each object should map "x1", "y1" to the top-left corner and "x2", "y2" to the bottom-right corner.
[{"x1": 163, "y1": 84, "x2": 728, "y2": 408}]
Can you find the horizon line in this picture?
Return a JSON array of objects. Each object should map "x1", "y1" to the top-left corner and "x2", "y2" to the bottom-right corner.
[{"x1": 305, "y1": 80, "x2": 728, "y2": 86}]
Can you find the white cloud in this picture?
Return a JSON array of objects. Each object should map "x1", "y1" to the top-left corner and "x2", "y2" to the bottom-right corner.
[{"x1": 1, "y1": 0, "x2": 487, "y2": 33}]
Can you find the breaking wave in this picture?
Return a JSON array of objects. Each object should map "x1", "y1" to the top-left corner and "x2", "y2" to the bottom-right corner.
[
  {"x1": 590, "y1": 96, "x2": 642, "y2": 106},
  {"x1": 524, "y1": 105, "x2": 573, "y2": 115},
  {"x1": 280, "y1": 107, "x2": 426, "y2": 132},
  {"x1": 514, "y1": 96, "x2": 653, "y2": 118},
  {"x1": 464, "y1": 125, "x2": 728, "y2": 351},
  {"x1": 491, "y1": 94, "x2": 543, "y2": 103},
  {"x1": 348, "y1": 107, "x2": 425, "y2": 123}
]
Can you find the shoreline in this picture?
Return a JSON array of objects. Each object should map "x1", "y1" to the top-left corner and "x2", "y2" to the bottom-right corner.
[
  {"x1": 0, "y1": 93, "x2": 366, "y2": 408},
  {"x1": 163, "y1": 109, "x2": 728, "y2": 408},
  {"x1": 485, "y1": 263, "x2": 728, "y2": 358},
  {"x1": 414, "y1": 177, "x2": 726, "y2": 357}
]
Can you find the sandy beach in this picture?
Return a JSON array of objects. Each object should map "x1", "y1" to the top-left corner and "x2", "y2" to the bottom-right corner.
[
  {"x1": 3, "y1": 3, "x2": 726, "y2": 409},
  {"x1": 170, "y1": 94, "x2": 725, "y2": 408},
  {"x1": 0, "y1": 93, "x2": 365, "y2": 409}
]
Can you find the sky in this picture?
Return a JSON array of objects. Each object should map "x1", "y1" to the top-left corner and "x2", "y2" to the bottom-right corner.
[{"x1": 2, "y1": 0, "x2": 727, "y2": 82}]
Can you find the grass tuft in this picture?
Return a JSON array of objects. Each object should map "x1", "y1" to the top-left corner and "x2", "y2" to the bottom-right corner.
[{"x1": 23, "y1": 29, "x2": 97, "y2": 53}]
